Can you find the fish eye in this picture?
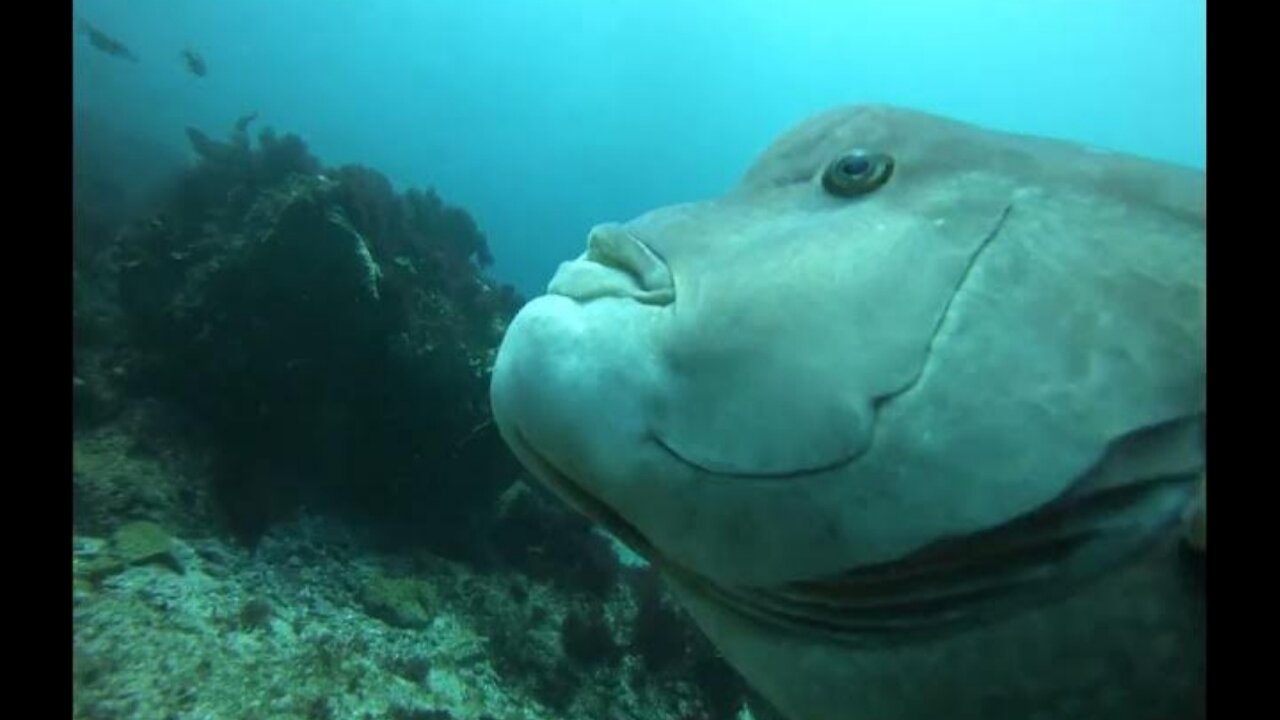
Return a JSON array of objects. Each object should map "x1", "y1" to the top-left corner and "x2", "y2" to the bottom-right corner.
[{"x1": 821, "y1": 150, "x2": 894, "y2": 198}]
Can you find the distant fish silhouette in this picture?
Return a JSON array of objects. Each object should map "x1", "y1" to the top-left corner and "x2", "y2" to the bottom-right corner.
[
  {"x1": 184, "y1": 126, "x2": 225, "y2": 161},
  {"x1": 234, "y1": 112, "x2": 258, "y2": 132},
  {"x1": 180, "y1": 48, "x2": 207, "y2": 78},
  {"x1": 78, "y1": 19, "x2": 138, "y2": 62}
]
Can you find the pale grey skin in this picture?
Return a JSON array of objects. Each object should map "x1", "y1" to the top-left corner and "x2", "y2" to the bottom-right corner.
[{"x1": 490, "y1": 105, "x2": 1205, "y2": 720}]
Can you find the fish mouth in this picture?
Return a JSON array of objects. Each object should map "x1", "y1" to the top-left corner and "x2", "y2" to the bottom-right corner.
[
  {"x1": 654, "y1": 434, "x2": 861, "y2": 479},
  {"x1": 547, "y1": 224, "x2": 675, "y2": 305}
]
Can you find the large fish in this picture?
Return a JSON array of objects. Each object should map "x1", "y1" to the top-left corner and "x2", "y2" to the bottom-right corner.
[{"x1": 489, "y1": 104, "x2": 1205, "y2": 720}]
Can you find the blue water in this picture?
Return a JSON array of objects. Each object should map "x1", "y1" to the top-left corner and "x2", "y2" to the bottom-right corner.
[{"x1": 72, "y1": 0, "x2": 1206, "y2": 297}]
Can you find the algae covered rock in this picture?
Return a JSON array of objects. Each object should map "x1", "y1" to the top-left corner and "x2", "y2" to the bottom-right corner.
[
  {"x1": 105, "y1": 118, "x2": 524, "y2": 552},
  {"x1": 112, "y1": 520, "x2": 174, "y2": 565},
  {"x1": 72, "y1": 407, "x2": 216, "y2": 538},
  {"x1": 71, "y1": 112, "x2": 754, "y2": 720},
  {"x1": 360, "y1": 575, "x2": 437, "y2": 630},
  {"x1": 78, "y1": 520, "x2": 183, "y2": 582}
]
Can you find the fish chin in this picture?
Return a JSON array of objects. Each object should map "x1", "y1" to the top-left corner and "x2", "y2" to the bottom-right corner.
[{"x1": 500, "y1": 423, "x2": 664, "y2": 565}]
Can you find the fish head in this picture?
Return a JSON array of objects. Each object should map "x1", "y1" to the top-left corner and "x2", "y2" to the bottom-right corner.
[{"x1": 494, "y1": 102, "x2": 1203, "y2": 579}]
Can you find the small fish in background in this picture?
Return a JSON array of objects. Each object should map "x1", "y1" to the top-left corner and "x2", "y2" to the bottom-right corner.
[
  {"x1": 77, "y1": 19, "x2": 138, "y2": 62},
  {"x1": 234, "y1": 111, "x2": 259, "y2": 135},
  {"x1": 180, "y1": 48, "x2": 207, "y2": 78},
  {"x1": 230, "y1": 111, "x2": 259, "y2": 151}
]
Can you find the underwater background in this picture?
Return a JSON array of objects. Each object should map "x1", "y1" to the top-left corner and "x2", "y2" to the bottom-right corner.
[{"x1": 72, "y1": 1, "x2": 1206, "y2": 718}]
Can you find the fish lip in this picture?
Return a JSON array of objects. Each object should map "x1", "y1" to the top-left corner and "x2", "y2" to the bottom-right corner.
[{"x1": 547, "y1": 228, "x2": 675, "y2": 305}]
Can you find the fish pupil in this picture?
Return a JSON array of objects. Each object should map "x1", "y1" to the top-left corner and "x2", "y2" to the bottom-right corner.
[{"x1": 841, "y1": 157, "x2": 871, "y2": 176}]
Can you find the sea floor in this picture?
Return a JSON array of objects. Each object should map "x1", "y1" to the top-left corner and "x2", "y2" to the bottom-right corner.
[{"x1": 72, "y1": 422, "x2": 756, "y2": 720}]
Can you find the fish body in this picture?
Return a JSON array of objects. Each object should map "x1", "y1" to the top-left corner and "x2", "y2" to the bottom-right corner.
[
  {"x1": 490, "y1": 104, "x2": 1205, "y2": 720},
  {"x1": 78, "y1": 19, "x2": 138, "y2": 62},
  {"x1": 181, "y1": 49, "x2": 207, "y2": 78}
]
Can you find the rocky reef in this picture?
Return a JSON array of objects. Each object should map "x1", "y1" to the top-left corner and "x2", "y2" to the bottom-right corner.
[
  {"x1": 72, "y1": 115, "x2": 765, "y2": 720},
  {"x1": 79, "y1": 116, "x2": 521, "y2": 552}
]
